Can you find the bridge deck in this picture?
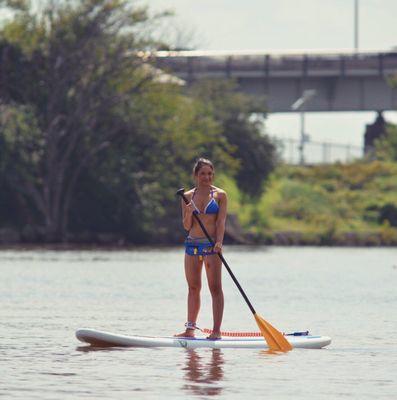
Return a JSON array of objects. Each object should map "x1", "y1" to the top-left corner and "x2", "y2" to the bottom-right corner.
[{"x1": 152, "y1": 50, "x2": 397, "y2": 112}]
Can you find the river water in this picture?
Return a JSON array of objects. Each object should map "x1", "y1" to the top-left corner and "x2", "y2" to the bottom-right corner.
[{"x1": 1, "y1": 247, "x2": 396, "y2": 399}]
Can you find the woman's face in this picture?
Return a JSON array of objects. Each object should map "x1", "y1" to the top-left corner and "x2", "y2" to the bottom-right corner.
[{"x1": 195, "y1": 165, "x2": 214, "y2": 186}]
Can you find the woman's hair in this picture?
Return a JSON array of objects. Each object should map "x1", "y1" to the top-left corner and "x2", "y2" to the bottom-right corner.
[{"x1": 193, "y1": 158, "x2": 214, "y2": 175}]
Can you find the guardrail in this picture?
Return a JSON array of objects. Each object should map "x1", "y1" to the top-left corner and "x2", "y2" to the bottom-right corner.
[
  {"x1": 154, "y1": 50, "x2": 397, "y2": 78},
  {"x1": 273, "y1": 136, "x2": 363, "y2": 164}
]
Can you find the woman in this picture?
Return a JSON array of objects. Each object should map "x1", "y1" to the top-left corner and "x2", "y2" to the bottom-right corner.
[{"x1": 176, "y1": 158, "x2": 227, "y2": 339}]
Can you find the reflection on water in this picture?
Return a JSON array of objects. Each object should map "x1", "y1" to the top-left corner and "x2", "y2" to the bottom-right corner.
[
  {"x1": 75, "y1": 345, "x2": 126, "y2": 353},
  {"x1": 182, "y1": 349, "x2": 224, "y2": 397},
  {"x1": 259, "y1": 349, "x2": 289, "y2": 357}
]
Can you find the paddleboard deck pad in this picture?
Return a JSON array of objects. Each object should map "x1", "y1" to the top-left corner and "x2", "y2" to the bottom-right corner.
[{"x1": 76, "y1": 328, "x2": 331, "y2": 349}]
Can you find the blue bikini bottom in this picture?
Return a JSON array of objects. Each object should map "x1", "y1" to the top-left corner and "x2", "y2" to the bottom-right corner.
[{"x1": 184, "y1": 237, "x2": 216, "y2": 257}]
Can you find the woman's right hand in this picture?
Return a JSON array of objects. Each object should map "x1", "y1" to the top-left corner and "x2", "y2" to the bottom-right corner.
[{"x1": 185, "y1": 202, "x2": 196, "y2": 216}]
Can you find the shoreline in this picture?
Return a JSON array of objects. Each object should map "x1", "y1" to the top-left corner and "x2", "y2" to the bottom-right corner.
[{"x1": 0, "y1": 236, "x2": 397, "y2": 250}]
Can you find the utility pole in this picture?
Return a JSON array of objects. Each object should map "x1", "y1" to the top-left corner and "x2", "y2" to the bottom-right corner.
[{"x1": 354, "y1": 0, "x2": 359, "y2": 52}]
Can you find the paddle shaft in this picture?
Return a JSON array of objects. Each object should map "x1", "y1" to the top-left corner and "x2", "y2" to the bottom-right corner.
[{"x1": 177, "y1": 190, "x2": 256, "y2": 315}]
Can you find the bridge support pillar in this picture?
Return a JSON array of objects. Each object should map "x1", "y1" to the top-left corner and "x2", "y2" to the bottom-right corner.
[{"x1": 364, "y1": 111, "x2": 387, "y2": 154}]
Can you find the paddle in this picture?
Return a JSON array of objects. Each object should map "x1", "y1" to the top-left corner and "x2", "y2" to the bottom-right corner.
[{"x1": 177, "y1": 188, "x2": 293, "y2": 352}]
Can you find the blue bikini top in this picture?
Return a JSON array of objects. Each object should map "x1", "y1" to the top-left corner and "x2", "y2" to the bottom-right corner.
[{"x1": 191, "y1": 188, "x2": 219, "y2": 215}]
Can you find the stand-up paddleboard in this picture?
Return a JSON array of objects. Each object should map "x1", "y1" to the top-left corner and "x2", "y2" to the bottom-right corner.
[{"x1": 76, "y1": 328, "x2": 331, "y2": 349}]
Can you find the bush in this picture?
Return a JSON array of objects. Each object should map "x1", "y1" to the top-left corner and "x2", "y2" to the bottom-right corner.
[{"x1": 378, "y1": 203, "x2": 397, "y2": 227}]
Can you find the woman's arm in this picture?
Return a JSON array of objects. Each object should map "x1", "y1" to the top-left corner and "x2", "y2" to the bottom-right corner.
[{"x1": 214, "y1": 191, "x2": 227, "y2": 252}]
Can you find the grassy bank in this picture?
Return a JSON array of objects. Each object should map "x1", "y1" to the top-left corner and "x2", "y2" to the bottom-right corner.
[{"x1": 219, "y1": 161, "x2": 397, "y2": 245}]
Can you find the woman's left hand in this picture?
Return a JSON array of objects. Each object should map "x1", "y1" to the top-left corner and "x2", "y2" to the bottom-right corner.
[{"x1": 214, "y1": 242, "x2": 222, "y2": 253}]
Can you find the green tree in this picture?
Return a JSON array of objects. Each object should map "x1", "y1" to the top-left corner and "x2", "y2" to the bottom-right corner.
[
  {"x1": 190, "y1": 80, "x2": 277, "y2": 198},
  {"x1": 67, "y1": 84, "x2": 236, "y2": 243},
  {"x1": 375, "y1": 124, "x2": 397, "y2": 162},
  {"x1": 0, "y1": 0, "x2": 168, "y2": 241},
  {"x1": 0, "y1": 0, "x2": 238, "y2": 243}
]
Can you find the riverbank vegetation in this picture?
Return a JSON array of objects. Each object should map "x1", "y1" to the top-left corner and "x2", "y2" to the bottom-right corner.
[
  {"x1": 0, "y1": 1, "x2": 396, "y2": 247},
  {"x1": 221, "y1": 160, "x2": 397, "y2": 246}
]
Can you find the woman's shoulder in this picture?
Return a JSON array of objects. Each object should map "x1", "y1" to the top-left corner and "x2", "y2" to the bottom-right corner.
[{"x1": 212, "y1": 186, "x2": 227, "y2": 198}]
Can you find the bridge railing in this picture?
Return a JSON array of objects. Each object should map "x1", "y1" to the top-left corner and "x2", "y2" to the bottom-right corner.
[{"x1": 154, "y1": 51, "x2": 397, "y2": 78}]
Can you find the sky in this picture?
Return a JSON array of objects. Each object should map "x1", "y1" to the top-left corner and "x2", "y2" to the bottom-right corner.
[
  {"x1": 145, "y1": 0, "x2": 397, "y2": 161},
  {"x1": 147, "y1": 0, "x2": 397, "y2": 52}
]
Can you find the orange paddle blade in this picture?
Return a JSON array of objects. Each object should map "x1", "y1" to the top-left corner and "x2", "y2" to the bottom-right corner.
[{"x1": 254, "y1": 313, "x2": 293, "y2": 352}]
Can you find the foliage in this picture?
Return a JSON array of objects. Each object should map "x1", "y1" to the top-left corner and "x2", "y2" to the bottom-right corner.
[
  {"x1": 375, "y1": 124, "x2": 397, "y2": 162},
  {"x1": 378, "y1": 204, "x2": 397, "y2": 227},
  {"x1": 190, "y1": 80, "x2": 277, "y2": 198},
  {"x1": 0, "y1": 0, "x2": 164, "y2": 241},
  {"x1": 220, "y1": 161, "x2": 397, "y2": 245},
  {"x1": 0, "y1": 1, "x2": 274, "y2": 243}
]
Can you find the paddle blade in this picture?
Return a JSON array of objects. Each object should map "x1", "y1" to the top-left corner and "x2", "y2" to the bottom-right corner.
[{"x1": 254, "y1": 313, "x2": 293, "y2": 352}]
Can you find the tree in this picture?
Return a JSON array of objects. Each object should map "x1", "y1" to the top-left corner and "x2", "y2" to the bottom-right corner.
[
  {"x1": 0, "y1": 0, "x2": 167, "y2": 241},
  {"x1": 65, "y1": 83, "x2": 236, "y2": 243},
  {"x1": 0, "y1": 1, "x2": 273, "y2": 244},
  {"x1": 375, "y1": 124, "x2": 397, "y2": 162},
  {"x1": 190, "y1": 80, "x2": 277, "y2": 198},
  {"x1": 0, "y1": 0, "x2": 239, "y2": 243}
]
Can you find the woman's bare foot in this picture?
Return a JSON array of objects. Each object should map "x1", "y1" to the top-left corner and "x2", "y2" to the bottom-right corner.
[
  {"x1": 206, "y1": 331, "x2": 221, "y2": 340},
  {"x1": 174, "y1": 329, "x2": 195, "y2": 338}
]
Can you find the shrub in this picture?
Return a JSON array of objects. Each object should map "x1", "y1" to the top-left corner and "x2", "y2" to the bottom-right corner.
[{"x1": 378, "y1": 203, "x2": 397, "y2": 227}]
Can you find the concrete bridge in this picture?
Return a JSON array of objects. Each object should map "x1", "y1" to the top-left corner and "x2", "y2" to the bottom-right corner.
[{"x1": 153, "y1": 50, "x2": 397, "y2": 113}]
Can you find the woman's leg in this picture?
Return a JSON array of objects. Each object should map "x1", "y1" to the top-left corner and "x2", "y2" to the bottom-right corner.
[
  {"x1": 205, "y1": 255, "x2": 224, "y2": 339},
  {"x1": 175, "y1": 254, "x2": 203, "y2": 337}
]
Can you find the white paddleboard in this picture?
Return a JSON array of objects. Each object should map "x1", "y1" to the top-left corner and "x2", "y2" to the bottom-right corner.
[{"x1": 76, "y1": 328, "x2": 331, "y2": 349}]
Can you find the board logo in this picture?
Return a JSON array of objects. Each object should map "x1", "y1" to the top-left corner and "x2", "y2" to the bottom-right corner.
[{"x1": 178, "y1": 340, "x2": 188, "y2": 348}]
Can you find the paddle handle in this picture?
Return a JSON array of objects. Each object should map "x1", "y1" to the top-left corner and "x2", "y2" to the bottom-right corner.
[{"x1": 177, "y1": 188, "x2": 256, "y2": 315}]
